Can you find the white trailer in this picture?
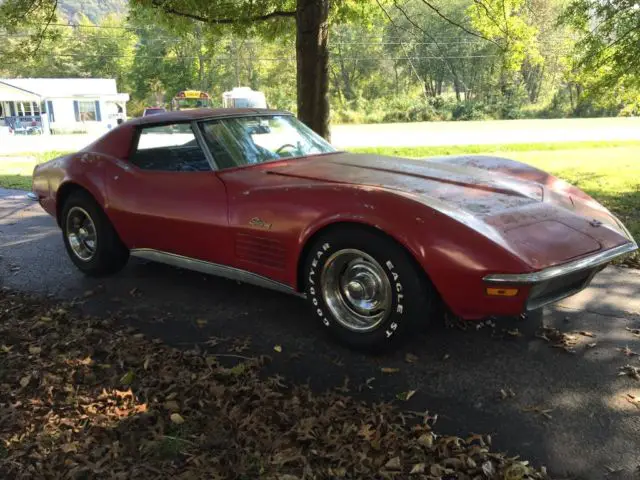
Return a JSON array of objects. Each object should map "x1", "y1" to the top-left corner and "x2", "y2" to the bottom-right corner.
[{"x1": 222, "y1": 87, "x2": 267, "y2": 109}]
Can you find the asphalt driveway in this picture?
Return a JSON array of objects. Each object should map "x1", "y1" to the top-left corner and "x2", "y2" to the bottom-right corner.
[{"x1": 2, "y1": 187, "x2": 640, "y2": 479}]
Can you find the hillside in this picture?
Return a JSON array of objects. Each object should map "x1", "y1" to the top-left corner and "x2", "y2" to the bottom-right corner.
[{"x1": 58, "y1": 0, "x2": 128, "y2": 23}]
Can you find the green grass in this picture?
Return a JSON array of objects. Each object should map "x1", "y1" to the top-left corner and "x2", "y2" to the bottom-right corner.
[
  {"x1": 349, "y1": 140, "x2": 640, "y2": 158},
  {"x1": 0, "y1": 151, "x2": 71, "y2": 191}
]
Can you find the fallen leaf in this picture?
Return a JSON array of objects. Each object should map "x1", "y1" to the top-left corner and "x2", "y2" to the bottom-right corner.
[
  {"x1": 143, "y1": 356, "x2": 150, "y2": 370},
  {"x1": 196, "y1": 319, "x2": 207, "y2": 327},
  {"x1": 619, "y1": 365, "x2": 640, "y2": 380},
  {"x1": 504, "y1": 462, "x2": 529, "y2": 480},
  {"x1": 587, "y1": 342, "x2": 597, "y2": 349},
  {"x1": 28, "y1": 346, "x2": 41, "y2": 355},
  {"x1": 579, "y1": 331, "x2": 595, "y2": 338},
  {"x1": 605, "y1": 465, "x2": 624, "y2": 474},
  {"x1": 507, "y1": 329, "x2": 522, "y2": 337},
  {"x1": 430, "y1": 464, "x2": 446, "y2": 476},
  {"x1": 405, "y1": 353, "x2": 418, "y2": 363},
  {"x1": 397, "y1": 389, "x2": 417, "y2": 401},
  {"x1": 619, "y1": 346, "x2": 640, "y2": 357},
  {"x1": 482, "y1": 460, "x2": 495, "y2": 477},
  {"x1": 170, "y1": 413, "x2": 185, "y2": 424},
  {"x1": 75, "y1": 356, "x2": 92, "y2": 367},
  {"x1": 19, "y1": 375, "x2": 31, "y2": 388},
  {"x1": 83, "y1": 290, "x2": 95, "y2": 298},
  {"x1": 410, "y1": 463, "x2": 425, "y2": 474},
  {"x1": 417, "y1": 433, "x2": 433, "y2": 448},
  {"x1": 381, "y1": 367, "x2": 399, "y2": 374},
  {"x1": 625, "y1": 327, "x2": 640, "y2": 337},
  {"x1": 61, "y1": 442, "x2": 79, "y2": 453},
  {"x1": 273, "y1": 345, "x2": 282, "y2": 353},
  {"x1": 120, "y1": 370, "x2": 135, "y2": 385},
  {"x1": 129, "y1": 288, "x2": 139, "y2": 296},
  {"x1": 626, "y1": 393, "x2": 640, "y2": 409},
  {"x1": 384, "y1": 456, "x2": 401, "y2": 470},
  {"x1": 522, "y1": 406, "x2": 553, "y2": 419},
  {"x1": 1, "y1": 344, "x2": 13, "y2": 353},
  {"x1": 164, "y1": 400, "x2": 180, "y2": 412},
  {"x1": 442, "y1": 354, "x2": 450, "y2": 361}
]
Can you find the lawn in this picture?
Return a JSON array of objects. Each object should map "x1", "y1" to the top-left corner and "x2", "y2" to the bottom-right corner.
[
  {"x1": 0, "y1": 151, "x2": 70, "y2": 190},
  {"x1": 2, "y1": 141, "x2": 639, "y2": 248}
]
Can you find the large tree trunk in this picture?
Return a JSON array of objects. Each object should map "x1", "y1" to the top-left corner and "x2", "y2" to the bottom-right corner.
[{"x1": 296, "y1": 0, "x2": 330, "y2": 140}]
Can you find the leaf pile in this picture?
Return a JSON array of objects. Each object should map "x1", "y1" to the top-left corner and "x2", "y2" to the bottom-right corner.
[
  {"x1": 535, "y1": 327, "x2": 579, "y2": 353},
  {"x1": 0, "y1": 290, "x2": 548, "y2": 479}
]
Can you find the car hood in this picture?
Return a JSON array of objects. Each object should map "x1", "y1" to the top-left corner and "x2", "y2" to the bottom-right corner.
[
  {"x1": 271, "y1": 153, "x2": 543, "y2": 215},
  {"x1": 267, "y1": 152, "x2": 633, "y2": 269}
]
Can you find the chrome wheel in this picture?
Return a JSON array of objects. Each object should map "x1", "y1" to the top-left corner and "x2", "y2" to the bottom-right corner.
[
  {"x1": 65, "y1": 206, "x2": 97, "y2": 262},
  {"x1": 321, "y1": 249, "x2": 392, "y2": 332}
]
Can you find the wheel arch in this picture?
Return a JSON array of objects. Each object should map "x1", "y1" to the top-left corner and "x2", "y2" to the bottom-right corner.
[
  {"x1": 56, "y1": 182, "x2": 96, "y2": 227},
  {"x1": 295, "y1": 220, "x2": 435, "y2": 295}
]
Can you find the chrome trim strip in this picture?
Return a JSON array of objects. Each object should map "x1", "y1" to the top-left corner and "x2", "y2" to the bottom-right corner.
[
  {"x1": 483, "y1": 242, "x2": 638, "y2": 284},
  {"x1": 130, "y1": 248, "x2": 304, "y2": 297},
  {"x1": 191, "y1": 120, "x2": 219, "y2": 171}
]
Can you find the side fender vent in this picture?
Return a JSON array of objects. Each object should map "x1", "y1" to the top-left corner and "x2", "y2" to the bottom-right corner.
[{"x1": 235, "y1": 233, "x2": 286, "y2": 270}]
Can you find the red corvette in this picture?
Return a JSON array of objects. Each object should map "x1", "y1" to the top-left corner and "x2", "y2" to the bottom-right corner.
[{"x1": 32, "y1": 108, "x2": 637, "y2": 350}]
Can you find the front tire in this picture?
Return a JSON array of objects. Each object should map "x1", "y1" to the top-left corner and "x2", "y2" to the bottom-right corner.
[
  {"x1": 303, "y1": 227, "x2": 435, "y2": 351},
  {"x1": 61, "y1": 190, "x2": 129, "y2": 276}
]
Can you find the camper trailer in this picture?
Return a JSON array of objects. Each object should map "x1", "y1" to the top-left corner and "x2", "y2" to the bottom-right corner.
[{"x1": 222, "y1": 87, "x2": 267, "y2": 109}]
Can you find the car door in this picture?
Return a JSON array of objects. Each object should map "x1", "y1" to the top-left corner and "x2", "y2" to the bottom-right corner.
[{"x1": 105, "y1": 121, "x2": 233, "y2": 265}]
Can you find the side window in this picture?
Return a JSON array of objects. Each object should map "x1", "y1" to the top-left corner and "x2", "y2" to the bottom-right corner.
[{"x1": 130, "y1": 123, "x2": 211, "y2": 172}]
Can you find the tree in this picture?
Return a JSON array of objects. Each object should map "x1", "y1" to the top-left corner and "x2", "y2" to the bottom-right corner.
[
  {"x1": 562, "y1": 0, "x2": 640, "y2": 90},
  {"x1": 131, "y1": 0, "x2": 382, "y2": 139},
  {"x1": 127, "y1": 0, "x2": 332, "y2": 138}
]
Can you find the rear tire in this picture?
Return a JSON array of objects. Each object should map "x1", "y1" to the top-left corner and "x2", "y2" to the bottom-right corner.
[
  {"x1": 303, "y1": 227, "x2": 435, "y2": 352},
  {"x1": 61, "y1": 190, "x2": 129, "y2": 277}
]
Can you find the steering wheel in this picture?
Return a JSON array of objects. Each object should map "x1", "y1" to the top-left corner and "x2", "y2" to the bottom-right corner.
[{"x1": 275, "y1": 144, "x2": 297, "y2": 155}]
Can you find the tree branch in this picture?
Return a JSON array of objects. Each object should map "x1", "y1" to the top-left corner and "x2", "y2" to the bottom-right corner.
[
  {"x1": 32, "y1": 0, "x2": 57, "y2": 56},
  {"x1": 149, "y1": 0, "x2": 295, "y2": 24},
  {"x1": 417, "y1": 0, "x2": 503, "y2": 49}
]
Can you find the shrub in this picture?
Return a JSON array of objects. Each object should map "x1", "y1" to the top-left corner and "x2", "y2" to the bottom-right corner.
[{"x1": 451, "y1": 102, "x2": 490, "y2": 121}]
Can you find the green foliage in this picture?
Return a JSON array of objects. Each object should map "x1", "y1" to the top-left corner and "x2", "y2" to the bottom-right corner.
[{"x1": 1, "y1": 0, "x2": 639, "y2": 123}]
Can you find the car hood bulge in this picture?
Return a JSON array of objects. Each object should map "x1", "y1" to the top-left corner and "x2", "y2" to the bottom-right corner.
[{"x1": 271, "y1": 153, "x2": 543, "y2": 216}]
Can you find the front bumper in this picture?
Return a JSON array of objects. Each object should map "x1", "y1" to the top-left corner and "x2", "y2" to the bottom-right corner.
[{"x1": 483, "y1": 242, "x2": 638, "y2": 310}]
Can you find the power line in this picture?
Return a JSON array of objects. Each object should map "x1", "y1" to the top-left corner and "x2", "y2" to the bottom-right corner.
[{"x1": 8, "y1": 52, "x2": 504, "y2": 60}]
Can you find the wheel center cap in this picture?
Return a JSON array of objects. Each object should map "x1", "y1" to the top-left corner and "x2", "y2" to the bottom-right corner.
[{"x1": 346, "y1": 280, "x2": 365, "y2": 300}]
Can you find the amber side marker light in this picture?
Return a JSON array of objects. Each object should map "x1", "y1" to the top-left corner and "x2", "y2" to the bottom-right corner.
[{"x1": 486, "y1": 287, "x2": 519, "y2": 297}]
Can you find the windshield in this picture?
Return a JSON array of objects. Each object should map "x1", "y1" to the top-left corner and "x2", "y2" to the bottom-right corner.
[
  {"x1": 174, "y1": 98, "x2": 211, "y2": 109},
  {"x1": 199, "y1": 115, "x2": 335, "y2": 169}
]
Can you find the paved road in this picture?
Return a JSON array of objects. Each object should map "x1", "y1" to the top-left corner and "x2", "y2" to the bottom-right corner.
[
  {"x1": 2, "y1": 117, "x2": 640, "y2": 153},
  {"x1": 2, "y1": 188, "x2": 640, "y2": 479}
]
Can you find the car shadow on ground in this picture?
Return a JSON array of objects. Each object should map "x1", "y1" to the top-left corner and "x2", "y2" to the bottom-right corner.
[{"x1": 2, "y1": 209, "x2": 640, "y2": 479}]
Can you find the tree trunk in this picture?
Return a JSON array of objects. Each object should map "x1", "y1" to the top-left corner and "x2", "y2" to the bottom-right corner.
[{"x1": 296, "y1": 0, "x2": 330, "y2": 140}]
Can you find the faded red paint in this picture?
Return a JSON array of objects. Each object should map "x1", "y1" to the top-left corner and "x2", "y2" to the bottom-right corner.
[{"x1": 32, "y1": 110, "x2": 635, "y2": 320}]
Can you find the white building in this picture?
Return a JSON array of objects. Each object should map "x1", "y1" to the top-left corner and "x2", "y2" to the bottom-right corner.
[{"x1": 0, "y1": 78, "x2": 129, "y2": 135}]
